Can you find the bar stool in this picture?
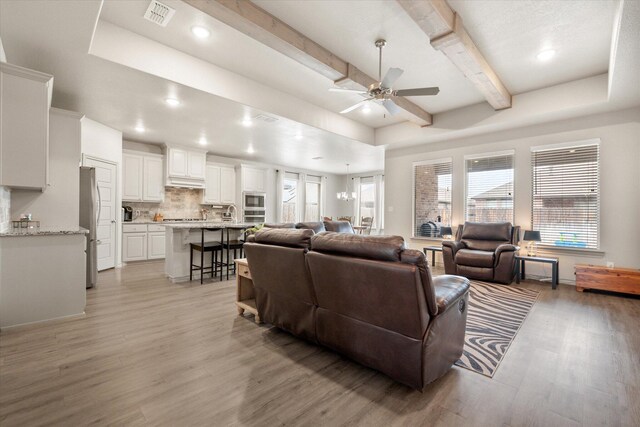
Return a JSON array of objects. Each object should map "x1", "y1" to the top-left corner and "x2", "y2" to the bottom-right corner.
[
  {"x1": 222, "y1": 226, "x2": 248, "y2": 280},
  {"x1": 190, "y1": 227, "x2": 223, "y2": 284}
]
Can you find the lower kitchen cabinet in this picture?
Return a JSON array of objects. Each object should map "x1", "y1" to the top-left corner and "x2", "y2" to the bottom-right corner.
[
  {"x1": 147, "y1": 232, "x2": 166, "y2": 259},
  {"x1": 122, "y1": 223, "x2": 165, "y2": 262}
]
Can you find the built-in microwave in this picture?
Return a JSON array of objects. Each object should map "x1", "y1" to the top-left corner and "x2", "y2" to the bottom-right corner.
[{"x1": 244, "y1": 192, "x2": 266, "y2": 209}]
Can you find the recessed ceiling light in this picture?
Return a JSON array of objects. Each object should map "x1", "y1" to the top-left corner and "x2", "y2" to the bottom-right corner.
[
  {"x1": 536, "y1": 49, "x2": 555, "y2": 61},
  {"x1": 198, "y1": 137, "x2": 207, "y2": 146},
  {"x1": 165, "y1": 97, "x2": 180, "y2": 107},
  {"x1": 135, "y1": 125, "x2": 145, "y2": 133},
  {"x1": 362, "y1": 104, "x2": 371, "y2": 114},
  {"x1": 191, "y1": 26, "x2": 210, "y2": 39},
  {"x1": 247, "y1": 145, "x2": 255, "y2": 154},
  {"x1": 242, "y1": 118, "x2": 253, "y2": 127}
]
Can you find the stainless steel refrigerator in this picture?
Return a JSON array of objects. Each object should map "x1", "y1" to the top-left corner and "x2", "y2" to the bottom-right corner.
[{"x1": 79, "y1": 167, "x2": 97, "y2": 288}]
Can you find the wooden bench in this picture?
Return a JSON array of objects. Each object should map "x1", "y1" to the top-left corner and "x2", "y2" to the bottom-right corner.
[{"x1": 575, "y1": 264, "x2": 640, "y2": 296}]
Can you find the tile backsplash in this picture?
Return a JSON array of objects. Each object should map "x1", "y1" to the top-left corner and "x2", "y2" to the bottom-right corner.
[
  {"x1": 125, "y1": 187, "x2": 227, "y2": 221},
  {"x1": 0, "y1": 186, "x2": 10, "y2": 232}
]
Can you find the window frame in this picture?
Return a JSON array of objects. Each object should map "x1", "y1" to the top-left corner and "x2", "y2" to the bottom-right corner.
[
  {"x1": 304, "y1": 174, "x2": 322, "y2": 222},
  {"x1": 530, "y1": 139, "x2": 601, "y2": 251},
  {"x1": 463, "y1": 150, "x2": 515, "y2": 225},
  {"x1": 412, "y1": 157, "x2": 453, "y2": 240}
]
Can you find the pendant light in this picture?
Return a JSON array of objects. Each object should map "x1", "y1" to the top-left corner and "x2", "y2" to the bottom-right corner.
[{"x1": 337, "y1": 164, "x2": 357, "y2": 201}]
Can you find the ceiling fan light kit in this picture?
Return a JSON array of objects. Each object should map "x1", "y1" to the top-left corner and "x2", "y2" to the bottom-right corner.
[{"x1": 331, "y1": 39, "x2": 440, "y2": 116}]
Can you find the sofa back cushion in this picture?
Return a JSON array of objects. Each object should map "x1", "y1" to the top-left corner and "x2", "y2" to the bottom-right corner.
[
  {"x1": 244, "y1": 229, "x2": 317, "y2": 341},
  {"x1": 307, "y1": 251, "x2": 430, "y2": 339},
  {"x1": 323, "y1": 220, "x2": 355, "y2": 234},
  {"x1": 295, "y1": 221, "x2": 326, "y2": 234},
  {"x1": 460, "y1": 222, "x2": 512, "y2": 251},
  {"x1": 311, "y1": 233, "x2": 405, "y2": 262},
  {"x1": 254, "y1": 227, "x2": 313, "y2": 249}
]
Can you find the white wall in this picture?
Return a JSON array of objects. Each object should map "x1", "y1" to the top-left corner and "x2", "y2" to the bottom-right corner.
[
  {"x1": 11, "y1": 109, "x2": 83, "y2": 228},
  {"x1": 81, "y1": 117, "x2": 123, "y2": 266},
  {"x1": 385, "y1": 107, "x2": 640, "y2": 285}
]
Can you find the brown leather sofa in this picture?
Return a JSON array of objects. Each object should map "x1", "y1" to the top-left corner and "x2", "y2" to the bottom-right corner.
[
  {"x1": 244, "y1": 229, "x2": 470, "y2": 390},
  {"x1": 442, "y1": 222, "x2": 519, "y2": 284}
]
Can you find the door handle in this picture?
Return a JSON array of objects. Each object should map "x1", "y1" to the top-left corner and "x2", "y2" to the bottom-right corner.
[
  {"x1": 97, "y1": 240, "x2": 102, "y2": 244},
  {"x1": 111, "y1": 220, "x2": 116, "y2": 224}
]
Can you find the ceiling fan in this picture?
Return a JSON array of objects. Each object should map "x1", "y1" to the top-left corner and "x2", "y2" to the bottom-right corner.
[{"x1": 330, "y1": 39, "x2": 440, "y2": 115}]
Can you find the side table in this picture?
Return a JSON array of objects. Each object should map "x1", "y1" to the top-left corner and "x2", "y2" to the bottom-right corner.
[
  {"x1": 515, "y1": 255, "x2": 559, "y2": 289},
  {"x1": 235, "y1": 258, "x2": 262, "y2": 323},
  {"x1": 423, "y1": 245, "x2": 443, "y2": 267}
]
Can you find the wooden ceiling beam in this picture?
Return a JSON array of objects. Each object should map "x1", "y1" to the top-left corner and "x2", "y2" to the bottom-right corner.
[
  {"x1": 397, "y1": 0, "x2": 512, "y2": 110},
  {"x1": 183, "y1": 0, "x2": 433, "y2": 126}
]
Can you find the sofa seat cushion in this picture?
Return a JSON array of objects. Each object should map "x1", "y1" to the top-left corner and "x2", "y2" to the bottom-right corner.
[{"x1": 455, "y1": 249, "x2": 494, "y2": 268}]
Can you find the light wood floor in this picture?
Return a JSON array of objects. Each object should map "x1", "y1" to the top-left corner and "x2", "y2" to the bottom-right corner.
[{"x1": 1, "y1": 261, "x2": 639, "y2": 426}]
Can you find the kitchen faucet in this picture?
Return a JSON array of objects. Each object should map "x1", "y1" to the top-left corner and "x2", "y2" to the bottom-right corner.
[{"x1": 226, "y1": 204, "x2": 238, "y2": 224}]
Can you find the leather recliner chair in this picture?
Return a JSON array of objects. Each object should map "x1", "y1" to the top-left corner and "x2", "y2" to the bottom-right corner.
[
  {"x1": 442, "y1": 222, "x2": 520, "y2": 284},
  {"x1": 244, "y1": 229, "x2": 470, "y2": 390}
]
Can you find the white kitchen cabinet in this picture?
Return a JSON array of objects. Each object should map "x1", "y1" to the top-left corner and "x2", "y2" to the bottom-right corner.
[
  {"x1": 122, "y1": 152, "x2": 143, "y2": 201},
  {"x1": 204, "y1": 164, "x2": 221, "y2": 204},
  {"x1": 242, "y1": 166, "x2": 267, "y2": 192},
  {"x1": 165, "y1": 146, "x2": 206, "y2": 188},
  {"x1": 122, "y1": 232, "x2": 147, "y2": 262},
  {"x1": 122, "y1": 223, "x2": 165, "y2": 261},
  {"x1": 122, "y1": 151, "x2": 164, "y2": 202},
  {"x1": 168, "y1": 148, "x2": 188, "y2": 177},
  {"x1": 0, "y1": 62, "x2": 53, "y2": 190},
  {"x1": 220, "y1": 166, "x2": 236, "y2": 204},
  {"x1": 143, "y1": 156, "x2": 164, "y2": 202},
  {"x1": 147, "y1": 232, "x2": 166, "y2": 259},
  {"x1": 203, "y1": 164, "x2": 236, "y2": 205},
  {"x1": 188, "y1": 151, "x2": 206, "y2": 180}
]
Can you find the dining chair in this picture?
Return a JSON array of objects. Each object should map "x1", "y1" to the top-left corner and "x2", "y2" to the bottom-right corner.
[{"x1": 360, "y1": 217, "x2": 373, "y2": 235}]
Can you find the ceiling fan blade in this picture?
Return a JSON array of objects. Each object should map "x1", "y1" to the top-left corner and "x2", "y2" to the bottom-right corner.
[
  {"x1": 381, "y1": 67, "x2": 404, "y2": 88},
  {"x1": 394, "y1": 87, "x2": 440, "y2": 97},
  {"x1": 329, "y1": 87, "x2": 368, "y2": 94},
  {"x1": 382, "y1": 99, "x2": 402, "y2": 115},
  {"x1": 340, "y1": 99, "x2": 372, "y2": 114}
]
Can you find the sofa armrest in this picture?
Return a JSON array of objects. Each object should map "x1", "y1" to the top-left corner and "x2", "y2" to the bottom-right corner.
[
  {"x1": 442, "y1": 240, "x2": 466, "y2": 257},
  {"x1": 433, "y1": 275, "x2": 470, "y2": 315},
  {"x1": 495, "y1": 243, "x2": 518, "y2": 258}
]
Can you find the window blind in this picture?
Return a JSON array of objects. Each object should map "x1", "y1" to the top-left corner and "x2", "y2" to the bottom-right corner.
[
  {"x1": 465, "y1": 154, "x2": 514, "y2": 223},
  {"x1": 413, "y1": 160, "x2": 452, "y2": 237},
  {"x1": 531, "y1": 144, "x2": 599, "y2": 249}
]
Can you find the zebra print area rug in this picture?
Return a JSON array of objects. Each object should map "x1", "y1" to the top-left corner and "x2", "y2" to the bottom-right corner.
[{"x1": 454, "y1": 281, "x2": 540, "y2": 377}]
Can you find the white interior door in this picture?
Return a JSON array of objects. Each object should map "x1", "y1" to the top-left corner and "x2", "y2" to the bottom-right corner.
[{"x1": 84, "y1": 157, "x2": 117, "y2": 271}]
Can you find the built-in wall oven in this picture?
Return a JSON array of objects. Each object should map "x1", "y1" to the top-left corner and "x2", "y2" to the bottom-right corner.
[{"x1": 243, "y1": 192, "x2": 266, "y2": 224}]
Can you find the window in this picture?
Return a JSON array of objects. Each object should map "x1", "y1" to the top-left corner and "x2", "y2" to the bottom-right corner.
[
  {"x1": 359, "y1": 176, "x2": 376, "y2": 226},
  {"x1": 465, "y1": 152, "x2": 514, "y2": 223},
  {"x1": 282, "y1": 172, "x2": 298, "y2": 223},
  {"x1": 304, "y1": 175, "x2": 321, "y2": 221},
  {"x1": 531, "y1": 142, "x2": 599, "y2": 249},
  {"x1": 413, "y1": 159, "x2": 452, "y2": 237}
]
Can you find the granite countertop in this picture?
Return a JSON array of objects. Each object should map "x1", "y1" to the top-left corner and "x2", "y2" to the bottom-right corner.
[
  {"x1": 163, "y1": 222, "x2": 256, "y2": 229},
  {"x1": 127, "y1": 220, "x2": 223, "y2": 225},
  {"x1": 0, "y1": 226, "x2": 89, "y2": 237}
]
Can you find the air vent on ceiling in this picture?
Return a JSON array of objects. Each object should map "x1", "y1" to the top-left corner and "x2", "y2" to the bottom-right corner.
[
  {"x1": 253, "y1": 114, "x2": 279, "y2": 123},
  {"x1": 143, "y1": 0, "x2": 176, "y2": 27}
]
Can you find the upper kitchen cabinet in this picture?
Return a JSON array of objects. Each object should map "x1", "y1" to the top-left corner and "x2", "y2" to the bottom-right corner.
[
  {"x1": 165, "y1": 146, "x2": 206, "y2": 188},
  {"x1": 0, "y1": 62, "x2": 53, "y2": 190},
  {"x1": 203, "y1": 163, "x2": 236, "y2": 205},
  {"x1": 122, "y1": 150, "x2": 164, "y2": 202},
  {"x1": 242, "y1": 165, "x2": 267, "y2": 193},
  {"x1": 143, "y1": 156, "x2": 164, "y2": 202}
]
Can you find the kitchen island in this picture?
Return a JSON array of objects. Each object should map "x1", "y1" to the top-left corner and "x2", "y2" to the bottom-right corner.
[{"x1": 163, "y1": 222, "x2": 254, "y2": 283}]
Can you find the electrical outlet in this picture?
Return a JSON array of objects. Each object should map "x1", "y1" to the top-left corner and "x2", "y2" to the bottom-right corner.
[{"x1": 606, "y1": 261, "x2": 614, "y2": 268}]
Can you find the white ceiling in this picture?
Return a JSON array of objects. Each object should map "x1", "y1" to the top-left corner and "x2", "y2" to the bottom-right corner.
[{"x1": 0, "y1": 0, "x2": 632, "y2": 174}]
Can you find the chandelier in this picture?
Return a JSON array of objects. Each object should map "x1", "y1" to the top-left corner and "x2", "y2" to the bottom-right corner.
[{"x1": 337, "y1": 164, "x2": 357, "y2": 201}]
